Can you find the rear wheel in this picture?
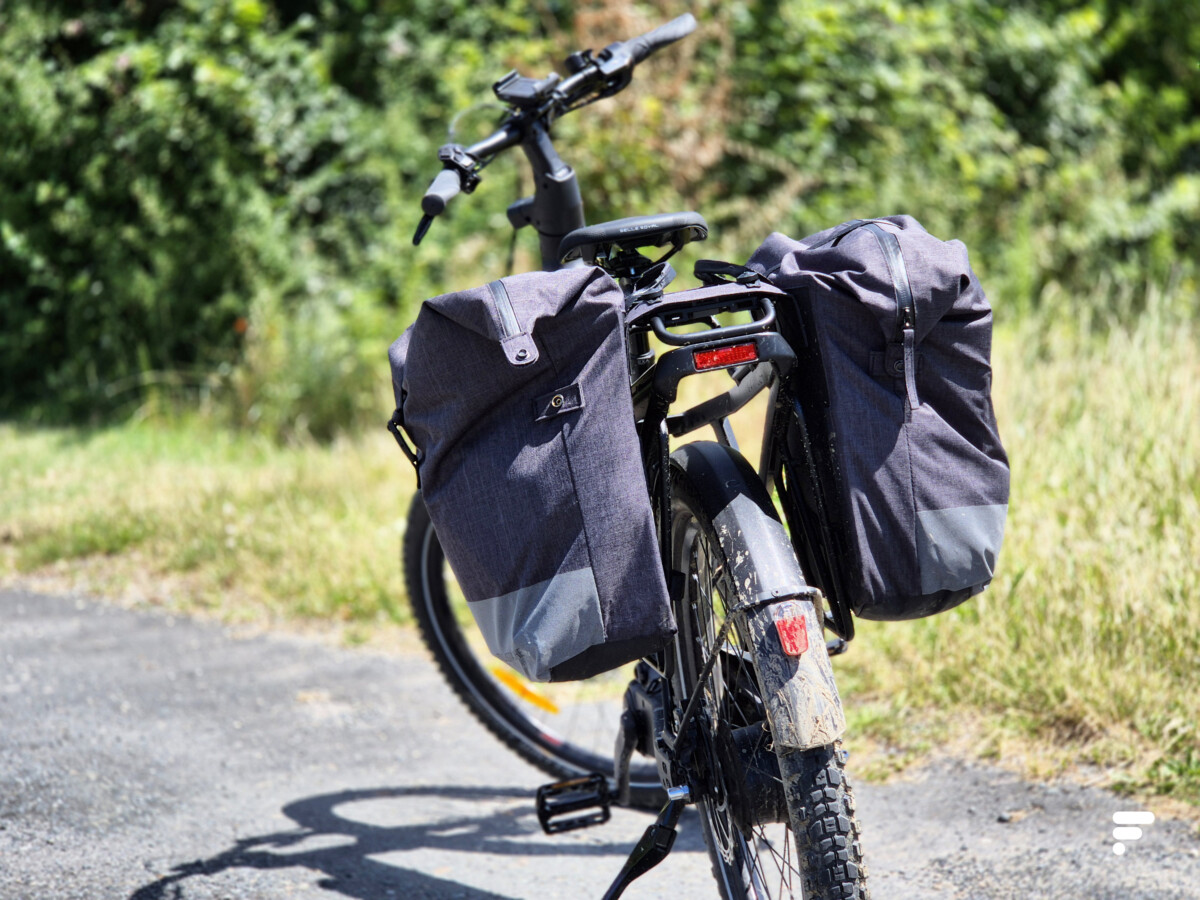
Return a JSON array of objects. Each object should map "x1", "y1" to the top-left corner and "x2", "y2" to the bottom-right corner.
[
  {"x1": 669, "y1": 445, "x2": 868, "y2": 900},
  {"x1": 402, "y1": 492, "x2": 664, "y2": 808}
]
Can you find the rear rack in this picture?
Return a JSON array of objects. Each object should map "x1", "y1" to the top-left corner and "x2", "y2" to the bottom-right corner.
[{"x1": 647, "y1": 295, "x2": 776, "y2": 346}]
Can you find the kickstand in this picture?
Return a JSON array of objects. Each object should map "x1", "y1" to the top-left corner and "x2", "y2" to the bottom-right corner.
[{"x1": 601, "y1": 798, "x2": 685, "y2": 900}]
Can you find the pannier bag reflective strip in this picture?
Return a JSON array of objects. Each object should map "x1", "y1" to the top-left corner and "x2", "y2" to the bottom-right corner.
[
  {"x1": 389, "y1": 267, "x2": 674, "y2": 682},
  {"x1": 748, "y1": 216, "x2": 1010, "y2": 621}
]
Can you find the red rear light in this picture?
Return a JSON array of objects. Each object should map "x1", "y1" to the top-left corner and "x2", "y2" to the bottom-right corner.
[
  {"x1": 772, "y1": 601, "x2": 809, "y2": 657},
  {"x1": 693, "y1": 342, "x2": 758, "y2": 371}
]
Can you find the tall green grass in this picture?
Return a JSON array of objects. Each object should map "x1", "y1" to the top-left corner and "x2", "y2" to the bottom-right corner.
[
  {"x1": 2, "y1": 288, "x2": 1197, "y2": 803},
  {"x1": 842, "y1": 287, "x2": 1200, "y2": 804},
  {"x1": 0, "y1": 422, "x2": 416, "y2": 636}
]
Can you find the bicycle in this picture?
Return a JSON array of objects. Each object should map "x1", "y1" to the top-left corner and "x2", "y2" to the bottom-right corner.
[{"x1": 398, "y1": 14, "x2": 869, "y2": 900}]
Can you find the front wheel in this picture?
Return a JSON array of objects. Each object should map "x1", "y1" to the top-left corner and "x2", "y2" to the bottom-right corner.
[
  {"x1": 669, "y1": 442, "x2": 869, "y2": 900},
  {"x1": 402, "y1": 492, "x2": 664, "y2": 809}
]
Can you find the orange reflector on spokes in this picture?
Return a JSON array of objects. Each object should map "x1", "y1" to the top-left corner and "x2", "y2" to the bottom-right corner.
[
  {"x1": 693, "y1": 342, "x2": 758, "y2": 371},
  {"x1": 772, "y1": 601, "x2": 809, "y2": 657},
  {"x1": 491, "y1": 665, "x2": 561, "y2": 714}
]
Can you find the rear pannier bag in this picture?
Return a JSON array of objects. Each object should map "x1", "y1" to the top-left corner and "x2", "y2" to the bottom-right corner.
[
  {"x1": 748, "y1": 216, "x2": 1009, "y2": 621},
  {"x1": 388, "y1": 267, "x2": 674, "y2": 682}
]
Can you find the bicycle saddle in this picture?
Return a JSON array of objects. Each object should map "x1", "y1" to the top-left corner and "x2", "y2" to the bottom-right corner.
[{"x1": 558, "y1": 212, "x2": 708, "y2": 267}]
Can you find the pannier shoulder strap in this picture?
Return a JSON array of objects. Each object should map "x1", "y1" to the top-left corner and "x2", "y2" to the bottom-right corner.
[
  {"x1": 821, "y1": 219, "x2": 868, "y2": 248},
  {"x1": 760, "y1": 220, "x2": 866, "y2": 276},
  {"x1": 861, "y1": 223, "x2": 918, "y2": 411}
]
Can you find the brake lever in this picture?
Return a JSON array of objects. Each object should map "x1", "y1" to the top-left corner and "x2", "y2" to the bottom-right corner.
[
  {"x1": 593, "y1": 42, "x2": 634, "y2": 99},
  {"x1": 413, "y1": 214, "x2": 434, "y2": 246},
  {"x1": 548, "y1": 41, "x2": 635, "y2": 116}
]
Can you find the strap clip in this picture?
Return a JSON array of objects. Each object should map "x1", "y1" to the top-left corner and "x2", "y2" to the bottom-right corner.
[
  {"x1": 387, "y1": 407, "x2": 421, "y2": 487},
  {"x1": 693, "y1": 259, "x2": 762, "y2": 286}
]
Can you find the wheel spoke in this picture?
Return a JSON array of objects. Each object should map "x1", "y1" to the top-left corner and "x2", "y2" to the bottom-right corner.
[
  {"x1": 681, "y1": 508, "x2": 807, "y2": 897},
  {"x1": 752, "y1": 828, "x2": 794, "y2": 896},
  {"x1": 668, "y1": 453, "x2": 866, "y2": 899}
]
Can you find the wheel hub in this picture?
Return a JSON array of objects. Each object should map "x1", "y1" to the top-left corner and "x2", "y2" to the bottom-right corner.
[{"x1": 715, "y1": 719, "x2": 789, "y2": 834}]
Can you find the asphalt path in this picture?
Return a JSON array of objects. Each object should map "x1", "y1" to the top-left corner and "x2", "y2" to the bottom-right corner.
[{"x1": 1, "y1": 589, "x2": 1197, "y2": 899}]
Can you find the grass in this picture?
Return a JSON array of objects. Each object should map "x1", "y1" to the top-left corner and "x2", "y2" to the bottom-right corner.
[
  {"x1": 840, "y1": 290, "x2": 1200, "y2": 807},
  {"x1": 0, "y1": 421, "x2": 417, "y2": 639},
  {"x1": 2, "y1": 289, "x2": 1198, "y2": 807}
]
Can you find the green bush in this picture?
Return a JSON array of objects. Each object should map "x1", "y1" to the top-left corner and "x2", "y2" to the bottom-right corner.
[
  {"x1": 1, "y1": 0, "x2": 1196, "y2": 437},
  {"x1": 0, "y1": 1, "x2": 394, "y2": 427},
  {"x1": 713, "y1": 0, "x2": 1200, "y2": 307}
]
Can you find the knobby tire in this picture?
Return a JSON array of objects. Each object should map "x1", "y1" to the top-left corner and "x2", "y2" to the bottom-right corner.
[{"x1": 669, "y1": 444, "x2": 869, "y2": 900}]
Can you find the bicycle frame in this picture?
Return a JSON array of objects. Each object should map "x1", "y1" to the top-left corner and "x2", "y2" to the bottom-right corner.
[
  {"x1": 418, "y1": 37, "x2": 857, "y2": 759},
  {"x1": 513, "y1": 121, "x2": 587, "y2": 270},
  {"x1": 408, "y1": 16, "x2": 866, "y2": 899},
  {"x1": 420, "y1": 95, "x2": 860, "y2": 645}
]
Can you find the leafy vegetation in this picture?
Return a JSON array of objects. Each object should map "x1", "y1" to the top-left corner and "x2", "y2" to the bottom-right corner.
[
  {"x1": 716, "y1": 0, "x2": 1200, "y2": 309},
  {"x1": 2, "y1": 2, "x2": 381, "y2": 430},
  {"x1": 2, "y1": 0, "x2": 1198, "y2": 433}
]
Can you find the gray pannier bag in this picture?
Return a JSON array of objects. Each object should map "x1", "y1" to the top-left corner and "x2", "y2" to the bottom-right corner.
[
  {"x1": 749, "y1": 215, "x2": 1010, "y2": 621},
  {"x1": 388, "y1": 266, "x2": 674, "y2": 682}
]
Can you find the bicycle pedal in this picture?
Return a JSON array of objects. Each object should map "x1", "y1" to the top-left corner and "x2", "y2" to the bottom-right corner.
[{"x1": 536, "y1": 773, "x2": 613, "y2": 834}]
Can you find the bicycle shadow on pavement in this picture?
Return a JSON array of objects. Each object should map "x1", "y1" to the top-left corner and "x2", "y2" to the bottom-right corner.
[{"x1": 128, "y1": 783, "x2": 704, "y2": 900}]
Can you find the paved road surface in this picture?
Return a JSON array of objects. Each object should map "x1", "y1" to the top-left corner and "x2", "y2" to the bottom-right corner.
[{"x1": 1, "y1": 590, "x2": 1197, "y2": 899}]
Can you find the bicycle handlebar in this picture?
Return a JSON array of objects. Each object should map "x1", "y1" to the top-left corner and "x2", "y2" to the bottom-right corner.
[
  {"x1": 421, "y1": 169, "x2": 462, "y2": 216},
  {"x1": 624, "y1": 14, "x2": 696, "y2": 65},
  {"x1": 415, "y1": 14, "x2": 697, "y2": 245}
]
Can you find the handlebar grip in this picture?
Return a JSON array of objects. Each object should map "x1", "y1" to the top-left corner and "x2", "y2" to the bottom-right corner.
[
  {"x1": 422, "y1": 169, "x2": 462, "y2": 216},
  {"x1": 624, "y1": 13, "x2": 697, "y2": 65}
]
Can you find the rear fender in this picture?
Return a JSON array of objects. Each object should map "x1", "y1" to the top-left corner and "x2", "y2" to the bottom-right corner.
[
  {"x1": 671, "y1": 442, "x2": 846, "y2": 750},
  {"x1": 739, "y1": 598, "x2": 845, "y2": 750}
]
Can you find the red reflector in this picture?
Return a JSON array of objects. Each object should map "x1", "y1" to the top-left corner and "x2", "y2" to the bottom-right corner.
[
  {"x1": 693, "y1": 342, "x2": 758, "y2": 371},
  {"x1": 772, "y1": 601, "x2": 809, "y2": 657}
]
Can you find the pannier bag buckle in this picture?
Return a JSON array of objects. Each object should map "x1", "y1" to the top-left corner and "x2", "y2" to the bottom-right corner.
[{"x1": 386, "y1": 408, "x2": 421, "y2": 486}]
